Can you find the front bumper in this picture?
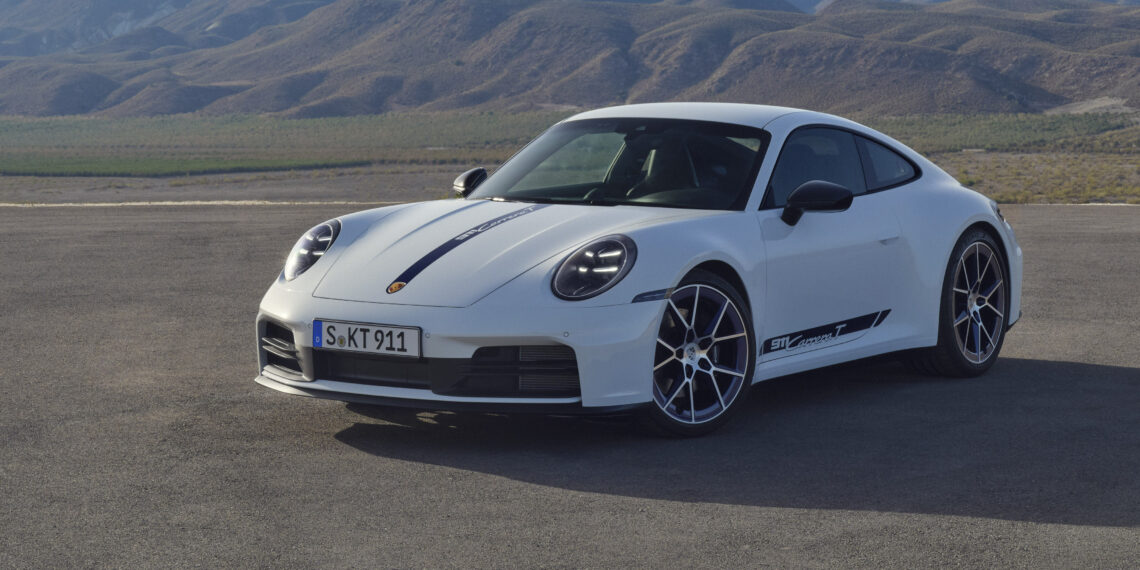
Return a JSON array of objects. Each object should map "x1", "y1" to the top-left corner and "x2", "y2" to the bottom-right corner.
[
  {"x1": 255, "y1": 368, "x2": 644, "y2": 415},
  {"x1": 255, "y1": 283, "x2": 665, "y2": 409}
]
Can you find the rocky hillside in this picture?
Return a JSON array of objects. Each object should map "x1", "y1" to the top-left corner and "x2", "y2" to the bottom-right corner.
[{"x1": 0, "y1": 0, "x2": 1136, "y2": 116}]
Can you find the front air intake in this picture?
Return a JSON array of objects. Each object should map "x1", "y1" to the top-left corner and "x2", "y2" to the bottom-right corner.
[
  {"x1": 261, "y1": 320, "x2": 304, "y2": 380},
  {"x1": 435, "y1": 345, "x2": 581, "y2": 397}
]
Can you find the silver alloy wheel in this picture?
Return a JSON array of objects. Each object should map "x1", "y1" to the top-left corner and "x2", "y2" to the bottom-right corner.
[
  {"x1": 652, "y1": 284, "x2": 749, "y2": 424},
  {"x1": 951, "y1": 241, "x2": 1006, "y2": 364}
]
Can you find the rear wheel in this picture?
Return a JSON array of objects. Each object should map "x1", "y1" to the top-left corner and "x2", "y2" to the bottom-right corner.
[
  {"x1": 910, "y1": 229, "x2": 1009, "y2": 377},
  {"x1": 644, "y1": 270, "x2": 755, "y2": 437}
]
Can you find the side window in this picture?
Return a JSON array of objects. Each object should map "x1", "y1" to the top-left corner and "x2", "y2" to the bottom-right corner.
[
  {"x1": 766, "y1": 128, "x2": 866, "y2": 208},
  {"x1": 856, "y1": 136, "x2": 917, "y2": 191}
]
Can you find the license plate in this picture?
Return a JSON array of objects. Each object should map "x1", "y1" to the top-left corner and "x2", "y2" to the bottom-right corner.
[{"x1": 312, "y1": 319, "x2": 421, "y2": 358}]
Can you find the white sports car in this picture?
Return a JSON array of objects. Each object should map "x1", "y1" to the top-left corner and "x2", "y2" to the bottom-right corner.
[{"x1": 255, "y1": 102, "x2": 1022, "y2": 436}]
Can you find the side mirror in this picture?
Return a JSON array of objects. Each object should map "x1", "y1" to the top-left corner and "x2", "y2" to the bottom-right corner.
[
  {"x1": 453, "y1": 167, "x2": 487, "y2": 198},
  {"x1": 781, "y1": 180, "x2": 854, "y2": 225}
]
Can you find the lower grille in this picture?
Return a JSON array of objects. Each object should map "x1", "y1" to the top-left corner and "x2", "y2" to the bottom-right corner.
[
  {"x1": 313, "y1": 350, "x2": 432, "y2": 389},
  {"x1": 519, "y1": 374, "x2": 580, "y2": 394},
  {"x1": 311, "y1": 344, "x2": 581, "y2": 398},
  {"x1": 519, "y1": 345, "x2": 575, "y2": 362}
]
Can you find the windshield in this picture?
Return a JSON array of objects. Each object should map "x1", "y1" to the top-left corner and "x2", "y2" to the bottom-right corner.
[{"x1": 469, "y1": 118, "x2": 769, "y2": 210}]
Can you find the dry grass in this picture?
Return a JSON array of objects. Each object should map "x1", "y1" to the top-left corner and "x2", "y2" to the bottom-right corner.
[
  {"x1": 935, "y1": 152, "x2": 1140, "y2": 204},
  {"x1": 0, "y1": 112, "x2": 568, "y2": 176}
]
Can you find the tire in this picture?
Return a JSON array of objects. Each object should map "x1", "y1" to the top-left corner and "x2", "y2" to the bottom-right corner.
[
  {"x1": 909, "y1": 228, "x2": 1010, "y2": 377},
  {"x1": 642, "y1": 269, "x2": 755, "y2": 437}
]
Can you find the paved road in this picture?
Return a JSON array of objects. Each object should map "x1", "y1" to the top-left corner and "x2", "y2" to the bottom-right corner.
[{"x1": 1, "y1": 204, "x2": 1137, "y2": 567}]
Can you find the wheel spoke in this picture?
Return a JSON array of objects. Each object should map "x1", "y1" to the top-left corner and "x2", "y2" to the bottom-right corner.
[
  {"x1": 977, "y1": 254, "x2": 992, "y2": 288},
  {"x1": 707, "y1": 300, "x2": 728, "y2": 338},
  {"x1": 712, "y1": 332, "x2": 746, "y2": 344},
  {"x1": 657, "y1": 338, "x2": 676, "y2": 351},
  {"x1": 707, "y1": 372, "x2": 726, "y2": 410},
  {"x1": 953, "y1": 287, "x2": 970, "y2": 295},
  {"x1": 979, "y1": 321, "x2": 994, "y2": 351},
  {"x1": 983, "y1": 302, "x2": 1004, "y2": 319},
  {"x1": 662, "y1": 377, "x2": 687, "y2": 409},
  {"x1": 954, "y1": 310, "x2": 971, "y2": 327},
  {"x1": 690, "y1": 286, "x2": 701, "y2": 329},
  {"x1": 981, "y1": 278, "x2": 1003, "y2": 300},
  {"x1": 688, "y1": 378, "x2": 696, "y2": 423},
  {"x1": 972, "y1": 321, "x2": 982, "y2": 359},
  {"x1": 712, "y1": 366, "x2": 745, "y2": 378},
  {"x1": 654, "y1": 356, "x2": 677, "y2": 371},
  {"x1": 974, "y1": 245, "x2": 981, "y2": 288},
  {"x1": 667, "y1": 299, "x2": 687, "y2": 328}
]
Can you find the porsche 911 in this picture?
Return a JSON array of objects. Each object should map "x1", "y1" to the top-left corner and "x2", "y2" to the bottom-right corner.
[{"x1": 255, "y1": 103, "x2": 1022, "y2": 436}]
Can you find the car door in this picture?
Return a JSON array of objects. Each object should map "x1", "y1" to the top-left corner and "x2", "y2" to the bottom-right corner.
[{"x1": 756, "y1": 126, "x2": 905, "y2": 365}]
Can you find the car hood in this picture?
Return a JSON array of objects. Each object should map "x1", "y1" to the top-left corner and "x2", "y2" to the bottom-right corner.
[{"x1": 313, "y1": 199, "x2": 706, "y2": 307}]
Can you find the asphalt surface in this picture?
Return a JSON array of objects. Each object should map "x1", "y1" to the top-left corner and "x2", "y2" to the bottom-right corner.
[{"x1": 1, "y1": 203, "x2": 1137, "y2": 567}]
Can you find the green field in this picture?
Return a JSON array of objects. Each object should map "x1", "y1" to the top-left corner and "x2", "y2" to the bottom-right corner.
[
  {"x1": 0, "y1": 111, "x2": 1136, "y2": 203},
  {"x1": 0, "y1": 112, "x2": 569, "y2": 176}
]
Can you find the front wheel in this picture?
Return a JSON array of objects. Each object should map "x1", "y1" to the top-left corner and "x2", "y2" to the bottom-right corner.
[
  {"x1": 910, "y1": 229, "x2": 1009, "y2": 377},
  {"x1": 644, "y1": 270, "x2": 755, "y2": 437}
]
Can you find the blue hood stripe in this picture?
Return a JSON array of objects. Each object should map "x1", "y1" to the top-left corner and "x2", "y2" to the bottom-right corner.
[{"x1": 387, "y1": 204, "x2": 550, "y2": 293}]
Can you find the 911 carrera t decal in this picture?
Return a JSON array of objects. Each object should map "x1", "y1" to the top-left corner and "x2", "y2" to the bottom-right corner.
[
  {"x1": 762, "y1": 309, "x2": 891, "y2": 355},
  {"x1": 386, "y1": 204, "x2": 551, "y2": 294}
]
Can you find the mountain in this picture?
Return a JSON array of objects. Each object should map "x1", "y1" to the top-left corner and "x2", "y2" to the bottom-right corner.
[{"x1": 0, "y1": 0, "x2": 1136, "y2": 116}]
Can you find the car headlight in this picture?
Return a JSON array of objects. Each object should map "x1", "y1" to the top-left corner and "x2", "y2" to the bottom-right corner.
[
  {"x1": 552, "y1": 235, "x2": 637, "y2": 300},
  {"x1": 283, "y1": 219, "x2": 341, "y2": 281}
]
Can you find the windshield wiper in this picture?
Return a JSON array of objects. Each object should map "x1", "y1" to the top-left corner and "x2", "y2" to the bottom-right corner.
[
  {"x1": 494, "y1": 196, "x2": 563, "y2": 204},
  {"x1": 492, "y1": 196, "x2": 621, "y2": 206},
  {"x1": 584, "y1": 196, "x2": 620, "y2": 206}
]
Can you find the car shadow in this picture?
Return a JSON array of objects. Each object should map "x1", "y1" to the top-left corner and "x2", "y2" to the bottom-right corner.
[{"x1": 334, "y1": 357, "x2": 1139, "y2": 527}]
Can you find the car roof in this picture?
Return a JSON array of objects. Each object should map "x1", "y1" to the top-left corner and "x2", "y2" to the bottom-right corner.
[{"x1": 563, "y1": 102, "x2": 821, "y2": 130}]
